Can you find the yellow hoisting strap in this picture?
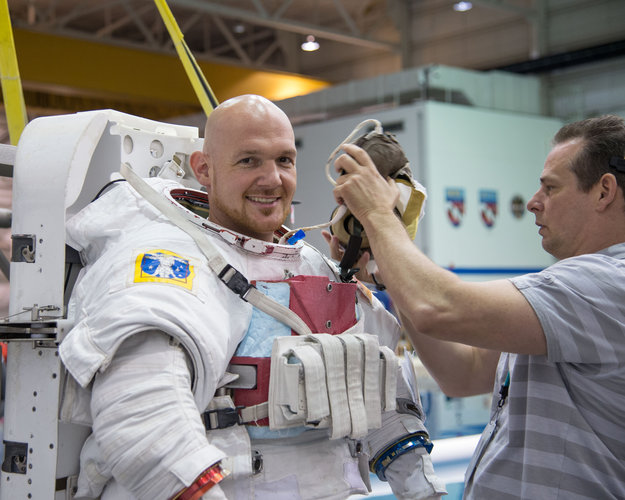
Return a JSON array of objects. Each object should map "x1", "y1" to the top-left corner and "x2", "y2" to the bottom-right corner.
[
  {"x1": 0, "y1": 0, "x2": 28, "y2": 145},
  {"x1": 153, "y1": 0, "x2": 219, "y2": 116}
]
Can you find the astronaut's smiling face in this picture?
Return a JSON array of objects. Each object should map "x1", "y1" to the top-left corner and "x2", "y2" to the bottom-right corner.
[{"x1": 191, "y1": 96, "x2": 297, "y2": 242}]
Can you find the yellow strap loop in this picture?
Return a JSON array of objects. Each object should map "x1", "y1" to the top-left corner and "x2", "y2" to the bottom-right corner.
[
  {"x1": 0, "y1": 0, "x2": 28, "y2": 145},
  {"x1": 153, "y1": 0, "x2": 220, "y2": 116}
]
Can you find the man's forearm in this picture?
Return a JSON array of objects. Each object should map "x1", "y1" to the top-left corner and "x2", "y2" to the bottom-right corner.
[
  {"x1": 399, "y1": 311, "x2": 498, "y2": 397},
  {"x1": 359, "y1": 207, "x2": 545, "y2": 355}
]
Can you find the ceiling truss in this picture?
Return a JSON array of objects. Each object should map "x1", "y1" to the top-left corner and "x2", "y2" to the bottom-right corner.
[{"x1": 9, "y1": 0, "x2": 401, "y2": 74}]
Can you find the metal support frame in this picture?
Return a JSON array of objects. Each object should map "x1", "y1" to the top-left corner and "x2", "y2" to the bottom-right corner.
[{"x1": 0, "y1": 108, "x2": 203, "y2": 499}]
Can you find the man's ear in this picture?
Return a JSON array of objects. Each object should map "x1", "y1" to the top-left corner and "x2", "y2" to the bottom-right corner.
[
  {"x1": 190, "y1": 150, "x2": 211, "y2": 187},
  {"x1": 597, "y1": 172, "x2": 618, "y2": 211}
]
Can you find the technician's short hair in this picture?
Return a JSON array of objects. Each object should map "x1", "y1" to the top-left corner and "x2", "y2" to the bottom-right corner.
[{"x1": 553, "y1": 114, "x2": 625, "y2": 193}]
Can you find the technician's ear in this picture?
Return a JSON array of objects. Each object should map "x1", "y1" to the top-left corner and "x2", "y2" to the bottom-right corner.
[
  {"x1": 190, "y1": 150, "x2": 211, "y2": 188},
  {"x1": 597, "y1": 172, "x2": 618, "y2": 211}
]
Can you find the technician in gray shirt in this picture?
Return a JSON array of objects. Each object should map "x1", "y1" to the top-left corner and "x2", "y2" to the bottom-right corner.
[{"x1": 330, "y1": 114, "x2": 625, "y2": 499}]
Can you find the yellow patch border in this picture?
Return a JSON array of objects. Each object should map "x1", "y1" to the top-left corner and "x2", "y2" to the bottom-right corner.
[{"x1": 133, "y1": 249, "x2": 196, "y2": 290}]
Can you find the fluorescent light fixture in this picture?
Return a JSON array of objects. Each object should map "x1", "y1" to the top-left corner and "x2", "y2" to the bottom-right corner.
[
  {"x1": 453, "y1": 1, "x2": 473, "y2": 11},
  {"x1": 301, "y1": 35, "x2": 320, "y2": 52}
]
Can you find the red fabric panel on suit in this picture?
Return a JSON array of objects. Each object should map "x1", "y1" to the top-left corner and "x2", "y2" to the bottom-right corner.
[
  {"x1": 231, "y1": 356, "x2": 271, "y2": 426},
  {"x1": 286, "y1": 275, "x2": 357, "y2": 335}
]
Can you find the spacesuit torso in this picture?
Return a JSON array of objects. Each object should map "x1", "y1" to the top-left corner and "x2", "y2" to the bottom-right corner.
[{"x1": 60, "y1": 178, "x2": 437, "y2": 499}]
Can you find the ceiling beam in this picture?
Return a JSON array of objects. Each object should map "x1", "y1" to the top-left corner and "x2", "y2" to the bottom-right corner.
[
  {"x1": 168, "y1": 0, "x2": 398, "y2": 52},
  {"x1": 211, "y1": 14, "x2": 252, "y2": 65}
]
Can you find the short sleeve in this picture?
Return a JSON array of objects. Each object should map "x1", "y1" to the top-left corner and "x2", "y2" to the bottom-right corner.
[{"x1": 510, "y1": 254, "x2": 625, "y2": 364}]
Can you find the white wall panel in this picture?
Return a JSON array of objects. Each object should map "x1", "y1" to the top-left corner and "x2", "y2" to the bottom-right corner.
[{"x1": 420, "y1": 101, "x2": 561, "y2": 277}]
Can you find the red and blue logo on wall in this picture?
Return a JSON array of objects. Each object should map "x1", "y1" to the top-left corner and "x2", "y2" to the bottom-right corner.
[
  {"x1": 446, "y1": 188, "x2": 465, "y2": 227},
  {"x1": 479, "y1": 189, "x2": 498, "y2": 228}
]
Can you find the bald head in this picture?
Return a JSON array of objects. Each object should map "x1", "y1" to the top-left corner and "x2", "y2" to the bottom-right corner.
[{"x1": 203, "y1": 94, "x2": 293, "y2": 154}]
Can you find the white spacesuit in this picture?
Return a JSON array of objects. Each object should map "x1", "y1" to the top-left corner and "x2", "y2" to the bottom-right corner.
[{"x1": 59, "y1": 177, "x2": 446, "y2": 500}]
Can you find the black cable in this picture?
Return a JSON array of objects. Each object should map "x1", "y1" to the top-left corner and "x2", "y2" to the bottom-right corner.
[{"x1": 91, "y1": 179, "x2": 126, "y2": 202}]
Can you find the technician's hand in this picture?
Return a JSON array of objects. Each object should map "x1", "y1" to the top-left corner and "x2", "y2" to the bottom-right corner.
[{"x1": 333, "y1": 143, "x2": 400, "y2": 224}]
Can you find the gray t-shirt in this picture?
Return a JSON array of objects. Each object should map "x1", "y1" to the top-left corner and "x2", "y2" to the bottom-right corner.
[{"x1": 464, "y1": 243, "x2": 625, "y2": 499}]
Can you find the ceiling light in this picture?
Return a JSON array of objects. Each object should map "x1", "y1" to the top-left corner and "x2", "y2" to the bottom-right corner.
[
  {"x1": 301, "y1": 35, "x2": 320, "y2": 52},
  {"x1": 233, "y1": 23, "x2": 245, "y2": 34},
  {"x1": 453, "y1": 1, "x2": 473, "y2": 11}
]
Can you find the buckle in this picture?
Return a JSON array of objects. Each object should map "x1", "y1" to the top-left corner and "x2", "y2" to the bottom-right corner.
[
  {"x1": 202, "y1": 406, "x2": 243, "y2": 430},
  {"x1": 217, "y1": 264, "x2": 253, "y2": 300}
]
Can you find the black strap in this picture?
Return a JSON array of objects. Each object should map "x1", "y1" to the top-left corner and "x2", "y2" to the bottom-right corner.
[
  {"x1": 339, "y1": 220, "x2": 363, "y2": 282},
  {"x1": 202, "y1": 407, "x2": 242, "y2": 430}
]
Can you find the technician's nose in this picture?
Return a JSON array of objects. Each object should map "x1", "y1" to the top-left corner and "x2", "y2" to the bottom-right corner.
[{"x1": 527, "y1": 192, "x2": 542, "y2": 213}]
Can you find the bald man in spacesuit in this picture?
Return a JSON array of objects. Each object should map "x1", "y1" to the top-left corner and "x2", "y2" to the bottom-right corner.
[{"x1": 59, "y1": 95, "x2": 445, "y2": 500}]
